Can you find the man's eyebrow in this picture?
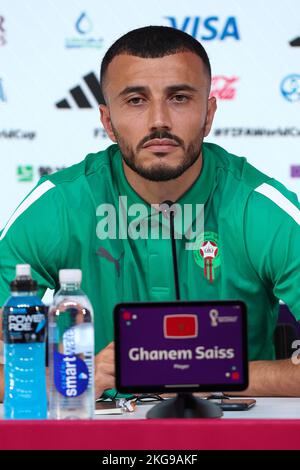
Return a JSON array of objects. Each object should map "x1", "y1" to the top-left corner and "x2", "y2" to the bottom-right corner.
[
  {"x1": 166, "y1": 84, "x2": 199, "y2": 93},
  {"x1": 117, "y1": 84, "x2": 199, "y2": 99},
  {"x1": 118, "y1": 86, "x2": 149, "y2": 98}
]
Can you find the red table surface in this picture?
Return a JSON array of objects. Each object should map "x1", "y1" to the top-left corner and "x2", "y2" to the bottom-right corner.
[{"x1": 0, "y1": 419, "x2": 300, "y2": 450}]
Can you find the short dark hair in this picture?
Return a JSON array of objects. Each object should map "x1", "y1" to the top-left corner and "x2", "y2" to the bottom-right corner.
[{"x1": 100, "y1": 25, "x2": 211, "y2": 91}]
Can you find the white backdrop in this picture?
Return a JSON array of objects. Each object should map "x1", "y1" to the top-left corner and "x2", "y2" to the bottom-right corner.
[{"x1": 0, "y1": 0, "x2": 300, "y2": 227}]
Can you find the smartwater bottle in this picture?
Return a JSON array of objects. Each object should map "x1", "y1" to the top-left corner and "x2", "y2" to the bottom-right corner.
[
  {"x1": 2, "y1": 264, "x2": 47, "y2": 419},
  {"x1": 48, "y1": 269, "x2": 94, "y2": 419}
]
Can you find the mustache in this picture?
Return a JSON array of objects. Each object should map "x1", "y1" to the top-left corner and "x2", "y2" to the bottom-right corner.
[{"x1": 137, "y1": 131, "x2": 184, "y2": 151}]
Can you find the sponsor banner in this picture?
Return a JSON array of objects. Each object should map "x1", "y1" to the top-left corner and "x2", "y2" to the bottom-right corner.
[
  {"x1": 0, "y1": 129, "x2": 36, "y2": 140},
  {"x1": 291, "y1": 166, "x2": 300, "y2": 178},
  {"x1": 0, "y1": 0, "x2": 299, "y2": 228},
  {"x1": 65, "y1": 11, "x2": 104, "y2": 49},
  {"x1": 210, "y1": 76, "x2": 239, "y2": 100},
  {"x1": 0, "y1": 15, "x2": 6, "y2": 47},
  {"x1": 56, "y1": 72, "x2": 104, "y2": 108},
  {"x1": 164, "y1": 16, "x2": 241, "y2": 41},
  {"x1": 280, "y1": 74, "x2": 300, "y2": 102},
  {"x1": 213, "y1": 127, "x2": 300, "y2": 137},
  {"x1": 16, "y1": 165, "x2": 66, "y2": 182},
  {"x1": 290, "y1": 36, "x2": 300, "y2": 47},
  {"x1": 0, "y1": 78, "x2": 6, "y2": 102}
]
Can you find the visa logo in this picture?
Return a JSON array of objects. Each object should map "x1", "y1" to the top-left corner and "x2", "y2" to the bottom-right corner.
[{"x1": 165, "y1": 16, "x2": 240, "y2": 41}]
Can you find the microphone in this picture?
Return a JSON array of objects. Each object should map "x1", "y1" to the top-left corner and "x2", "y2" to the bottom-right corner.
[{"x1": 159, "y1": 200, "x2": 180, "y2": 301}]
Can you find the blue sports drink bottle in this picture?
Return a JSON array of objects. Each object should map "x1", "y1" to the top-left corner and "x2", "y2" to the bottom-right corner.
[{"x1": 3, "y1": 264, "x2": 47, "y2": 419}]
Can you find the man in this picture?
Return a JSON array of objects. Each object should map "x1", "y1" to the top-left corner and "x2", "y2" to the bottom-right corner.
[{"x1": 1, "y1": 26, "x2": 300, "y2": 401}]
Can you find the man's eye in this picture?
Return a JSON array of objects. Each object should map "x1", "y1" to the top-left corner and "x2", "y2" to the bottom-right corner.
[
  {"x1": 171, "y1": 95, "x2": 189, "y2": 103},
  {"x1": 127, "y1": 97, "x2": 144, "y2": 105}
]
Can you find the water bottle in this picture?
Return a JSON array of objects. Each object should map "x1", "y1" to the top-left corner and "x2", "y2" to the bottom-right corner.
[
  {"x1": 2, "y1": 264, "x2": 47, "y2": 419},
  {"x1": 48, "y1": 269, "x2": 94, "y2": 419}
]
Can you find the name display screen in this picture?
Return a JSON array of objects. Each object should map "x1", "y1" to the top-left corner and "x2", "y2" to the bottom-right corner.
[{"x1": 114, "y1": 301, "x2": 248, "y2": 393}]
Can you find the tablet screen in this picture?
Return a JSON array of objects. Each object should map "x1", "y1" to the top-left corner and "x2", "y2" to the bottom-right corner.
[{"x1": 114, "y1": 301, "x2": 248, "y2": 393}]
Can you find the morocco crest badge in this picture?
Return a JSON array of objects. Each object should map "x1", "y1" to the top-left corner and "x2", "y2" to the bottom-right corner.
[{"x1": 193, "y1": 232, "x2": 220, "y2": 282}]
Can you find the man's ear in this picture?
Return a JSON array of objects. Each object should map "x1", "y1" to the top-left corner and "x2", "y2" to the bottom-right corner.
[
  {"x1": 204, "y1": 96, "x2": 217, "y2": 137},
  {"x1": 99, "y1": 104, "x2": 117, "y2": 142}
]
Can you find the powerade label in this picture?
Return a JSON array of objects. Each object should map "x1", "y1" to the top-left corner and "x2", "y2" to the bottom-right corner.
[
  {"x1": 54, "y1": 351, "x2": 89, "y2": 397},
  {"x1": 3, "y1": 306, "x2": 47, "y2": 343}
]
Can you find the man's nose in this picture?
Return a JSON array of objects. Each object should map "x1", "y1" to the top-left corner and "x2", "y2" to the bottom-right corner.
[{"x1": 148, "y1": 100, "x2": 171, "y2": 131}]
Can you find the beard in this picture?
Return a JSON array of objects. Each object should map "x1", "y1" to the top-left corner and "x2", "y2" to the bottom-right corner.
[{"x1": 112, "y1": 126, "x2": 204, "y2": 182}]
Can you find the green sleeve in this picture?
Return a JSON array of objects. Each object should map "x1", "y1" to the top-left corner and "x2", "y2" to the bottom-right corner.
[
  {"x1": 101, "y1": 389, "x2": 135, "y2": 400},
  {"x1": 0, "y1": 179, "x2": 68, "y2": 305},
  {"x1": 244, "y1": 179, "x2": 300, "y2": 319}
]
